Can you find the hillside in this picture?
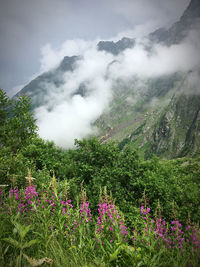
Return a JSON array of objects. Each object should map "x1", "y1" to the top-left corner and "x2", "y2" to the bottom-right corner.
[
  {"x1": 15, "y1": 0, "x2": 200, "y2": 159},
  {"x1": 95, "y1": 0, "x2": 200, "y2": 158}
]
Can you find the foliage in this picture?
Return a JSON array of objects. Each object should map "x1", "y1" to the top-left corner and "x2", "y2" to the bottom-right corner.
[
  {"x1": 3, "y1": 219, "x2": 39, "y2": 267},
  {"x1": 1, "y1": 89, "x2": 200, "y2": 265},
  {"x1": 0, "y1": 180, "x2": 199, "y2": 266},
  {"x1": 65, "y1": 140, "x2": 200, "y2": 226},
  {"x1": 0, "y1": 89, "x2": 37, "y2": 153},
  {"x1": 0, "y1": 89, "x2": 37, "y2": 186}
]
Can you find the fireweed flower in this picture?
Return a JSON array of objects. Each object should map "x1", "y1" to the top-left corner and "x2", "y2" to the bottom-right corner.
[
  {"x1": 2, "y1": 184, "x2": 200, "y2": 262},
  {"x1": 137, "y1": 206, "x2": 193, "y2": 252},
  {"x1": 185, "y1": 224, "x2": 200, "y2": 254},
  {"x1": 71, "y1": 201, "x2": 92, "y2": 235},
  {"x1": 9, "y1": 187, "x2": 19, "y2": 200},
  {"x1": 25, "y1": 185, "x2": 38, "y2": 205},
  {"x1": 97, "y1": 202, "x2": 128, "y2": 242},
  {"x1": 140, "y1": 205, "x2": 151, "y2": 215},
  {"x1": 61, "y1": 199, "x2": 73, "y2": 214},
  {"x1": 17, "y1": 202, "x2": 26, "y2": 215},
  {"x1": 80, "y1": 202, "x2": 92, "y2": 221}
]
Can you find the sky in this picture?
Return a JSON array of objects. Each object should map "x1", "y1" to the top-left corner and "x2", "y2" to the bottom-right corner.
[{"x1": 0, "y1": 0, "x2": 190, "y2": 96}]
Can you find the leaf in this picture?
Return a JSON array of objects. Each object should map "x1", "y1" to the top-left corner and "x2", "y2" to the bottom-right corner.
[
  {"x1": 3, "y1": 237, "x2": 20, "y2": 249},
  {"x1": 3, "y1": 245, "x2": 10, "y2": 255},
  {"x1": 109, "y1": 248, "x2": 120, "y2": 262},
  {"x1": 33, "y1": 231, "x2": 43, "y2": 238},
  {"x1": 22, "y1": 239, "x2": 39, "y2": 249},
  {"x1": 20, "y1": 224, "x2": 31, "y2": 240},
  {"x1": 11, "y1": 220, "x2": 31, "y2": 241}
]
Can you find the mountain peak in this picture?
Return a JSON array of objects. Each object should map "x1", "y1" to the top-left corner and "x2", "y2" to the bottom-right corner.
[
  {"x1": 149, "y1": 0, "x2": 200, "y2": 45},
  {"x1": 97, "y1": 37, "x2": 135, "y2": 55},
  {"x1": 182, "y1": 0, "x2": 200, "y2": 20}
]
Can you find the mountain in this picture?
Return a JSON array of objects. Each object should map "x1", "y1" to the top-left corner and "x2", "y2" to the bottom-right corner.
[
  {"x1": 151, "y1": 89, "x2": 200, "y2": 158},
  {"x1": 149, "y1": 0, "x2": 200, "y2": 45},
  {"x1": 16, "y1": 37, "x2": 135, "y2": 108},
  {"x1": 15, "y1": 56, "x2": 79, "y2": 109},
  {"x1": 97, "y1": 37, "x2": 135, "y2": 55},
  {"x1": 15, "y1": 0, "x2": 200, "y2": 158},
  {"x1": 95, "y1": 0, "x2": 200, "y2": 158}
]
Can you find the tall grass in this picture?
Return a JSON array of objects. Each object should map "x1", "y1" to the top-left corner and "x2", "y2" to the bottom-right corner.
[{"x1": 0, "y1": 176, "x2": 199, "y2": 266}]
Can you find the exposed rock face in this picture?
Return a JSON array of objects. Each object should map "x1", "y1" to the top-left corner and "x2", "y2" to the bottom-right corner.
[
  {"x1": 151, "y1": 93, "x2": 200, "y2": 158},
  {"x1": 57, "y1": 56, "x2": 80, "y2": 72},
  {"x1": 97, "y1": 37, "x2": 135, "y2": 55},
  {"x1": 146, "y1": 0, "x2": 200, "y2": 158},
  {"x1": 149, "y1": 0, "x2": 200, "y2": 45}
]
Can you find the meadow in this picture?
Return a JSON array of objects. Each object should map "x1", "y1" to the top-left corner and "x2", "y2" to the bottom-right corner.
[{"x1": 0, "y1": 176, "x2": 199, "y2": 266}]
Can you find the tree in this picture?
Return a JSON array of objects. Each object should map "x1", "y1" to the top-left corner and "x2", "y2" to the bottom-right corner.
[
  {"x1": 0, "y1": 89, "x2": 37, "y2": 185},
  {"x1": 0, "y1": 89, "x2": 37, "y2": 153}
]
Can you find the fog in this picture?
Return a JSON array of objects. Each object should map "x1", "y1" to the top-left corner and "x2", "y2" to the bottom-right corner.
[{"x1": 35, "y1": 28, "x2": 200, "y2": 148}]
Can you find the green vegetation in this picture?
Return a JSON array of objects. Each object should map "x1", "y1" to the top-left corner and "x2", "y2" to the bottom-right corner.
[
  {"x1": 0, "y1": 89, "x2": 200, "y2": 266},
  {"x1": 95, "y1": 72, "x2": 200, "y2": 159}
]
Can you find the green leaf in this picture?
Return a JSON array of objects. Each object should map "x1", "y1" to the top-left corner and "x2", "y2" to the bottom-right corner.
[
  {"x1": 20, "y1": 225, "x2": 31, "y2": 240},
  {"x1": 12, "y1": 221, "x2": 31, "y2": 241},
  {"x1": 109, "y1": 248, "x2": 120, "y2": 262},
  {"x1": 3, "y1": 237, "x2": 20, "y2": 249},
  {"x1": 22, "y1": 239, "x2": 39, "y2": 249}
]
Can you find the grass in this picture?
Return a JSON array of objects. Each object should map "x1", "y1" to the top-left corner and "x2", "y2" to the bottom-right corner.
[{"x1": 0, "y1": 178, "x2": 199, "y2": 267}]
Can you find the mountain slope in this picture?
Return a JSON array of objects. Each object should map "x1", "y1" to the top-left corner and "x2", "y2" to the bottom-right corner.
[
  {"x1": 96, "y1": 0, "x2": 200, "y2": 158},
  {"x1": 15, "y1": 0, "x2": 200, "y2": 158},
  {"x1": 151, "y1": 86, "x2": 200, "y2": 158},
  {"x1": 16, "y1": 56, "x2": 79, "y2": 109},
  {"x1": 149, "y1": 0, "x2": 200, "y2": 45}
]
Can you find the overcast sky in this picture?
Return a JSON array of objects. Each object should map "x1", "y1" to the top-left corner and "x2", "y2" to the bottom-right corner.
[{"x1": 0, "y1": 0, "x2": 190, "y2": 95}]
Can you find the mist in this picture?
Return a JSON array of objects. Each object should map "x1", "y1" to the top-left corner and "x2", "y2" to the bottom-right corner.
[
  {"x1": 110, "y1": 33, "x2": 200, "y2": 81},
  {"x1": 34, "y1": 26, "x2": 200, "y2": 148},
  {"x1": 35, "y1": 43, "x2": 113, "y2": 148}
]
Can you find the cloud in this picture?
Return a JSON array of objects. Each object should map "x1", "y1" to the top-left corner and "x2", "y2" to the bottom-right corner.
[
  {"x1": 112, "y1": 21, "x2": 162, "y2": 41},
  {"x1": 35, "y1": 43, "x2": 113, "y2": 148},
  {"x1": 109, "y1": 30, "x2": 200, "y2": 80},
  {"x1": 105, "y1": 0, "x2": 189, "y2": 27},
  {"x1": 40, "y1": 39, "x2": 97, "y2": 72},
  {"x1": 34, "y1": 26, "x2": 200, "y2": 148},
  {"x1": 181, "y1": 69, "x2": 200, "y2": 95},
  {"x1": 0, "y1": 0, "x2": 190, "y2": 94}
]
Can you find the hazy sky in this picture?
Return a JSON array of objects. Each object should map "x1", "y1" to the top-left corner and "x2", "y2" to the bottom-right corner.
[{"x1": 0, "y1": 0, "x2": 190, "y2": 95}]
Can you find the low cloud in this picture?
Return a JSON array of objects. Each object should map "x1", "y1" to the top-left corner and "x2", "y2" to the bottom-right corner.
[
  {"x1": 0, "y1": 0, "x2": 190, "y2": 94},
  {"x1": 40, "y1": 39, "x2": 97, "y2": 72},
  {"x1": 35, "y1": 43, "x2": 113, "y2": 148},
  {"x1": 181, "y1": 69, "x2": 200, "y2": 95},
  {"x1": 109, "y1": 30, "x2": 200, "y2": 80},
  {"x1": 35, "y1": 28, "x2": 200, "y2": 148},
  {"x1": 112, "y1": 21, "x2": 162, "y2": 41}
]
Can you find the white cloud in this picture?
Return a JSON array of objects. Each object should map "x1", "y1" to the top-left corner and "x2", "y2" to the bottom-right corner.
[
  {"x1": 40, "y1": 39, "x2": 97, "y2": 72},
  {"x1": 35, "y1": 45, "x2": 113, "y2": 148},
  {"x1": 35, "y1": 28, "x2": 200, "y2": 148},
  {"x1": 112, "y1": 20, "x2": 162, "y2": 41},
  {"x1": 109, "y1": 31, "x2": 200, "y2": 80}
]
